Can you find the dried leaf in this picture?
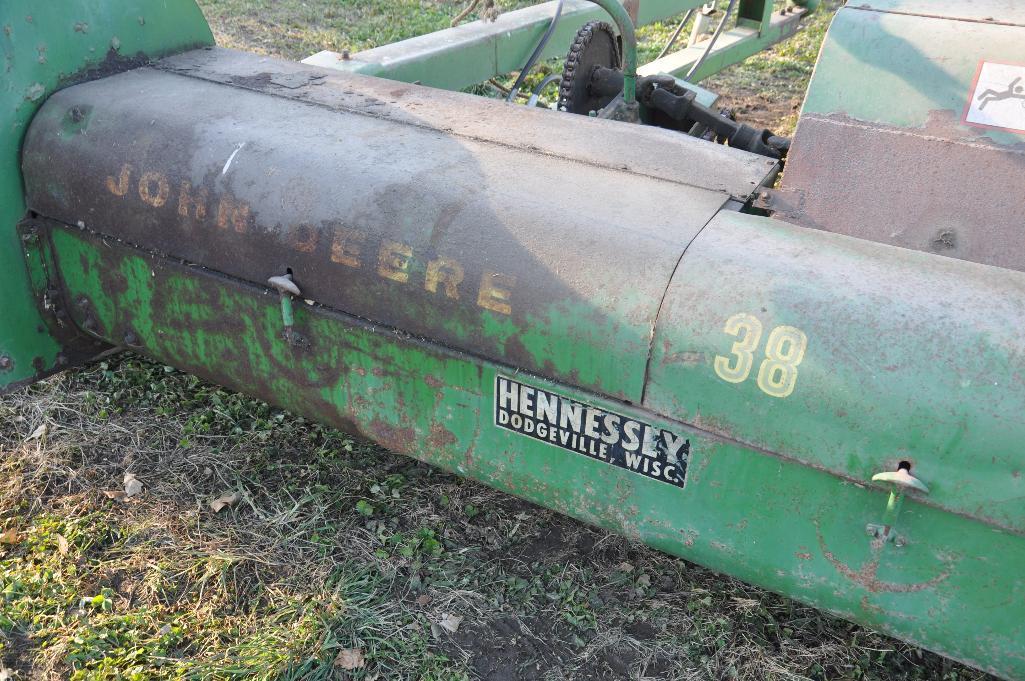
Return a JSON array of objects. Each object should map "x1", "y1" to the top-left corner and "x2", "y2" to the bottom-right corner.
[
  {"x1": 636, "y1": 573, "x2": 651, "y2": 588},
  {"x1": 416, "y1": 594, "x2": 432, "y2": 606},
  {"x1": 333, "y1": 648, "x2": 366, "y2": 670},
  {"x1": 209, "y1": 491, "x2": 241, "y2": 513},
  {"x1": 103, "y1": 489, "x2": 127, "y2": 501},
  {"x1": 617, "y1": 562, "x2": 635, "y2": 573},
  {"x1": 157, "y1": 623, "x2": 173, "y2": 636},
  {"x1": 0, "y1": 528, "x2": 19, "y2": 545},
  {"x1": 56, "y1": 533, "x2": 70, "y2": 556},
  {"x1": 26, "y1": 423, "x2": 47, "y2": 441},
  {"x1": 438, "y1": 612, "x2": 463, "y2": 634},
  {"x1": 123, "y1": 472, "x2": 144, "y2": 498}
]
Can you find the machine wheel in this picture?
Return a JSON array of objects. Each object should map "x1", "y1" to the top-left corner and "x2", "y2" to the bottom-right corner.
[{"x1": 558, "y1": 20, "x2": 622, "y2": 115}]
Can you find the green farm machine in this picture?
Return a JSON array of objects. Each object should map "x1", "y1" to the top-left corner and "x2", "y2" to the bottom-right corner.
[{"x1": 3, "y1": 0, "x2": 1024, "y2": 676}]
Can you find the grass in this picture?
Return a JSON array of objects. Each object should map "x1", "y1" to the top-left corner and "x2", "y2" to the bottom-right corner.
[
  {"x1": 0, "y1": 2, "x2": 999, "y2": 680},
  {"x1": 198, "y1": 0, "x2": 534, "y2": 61}
]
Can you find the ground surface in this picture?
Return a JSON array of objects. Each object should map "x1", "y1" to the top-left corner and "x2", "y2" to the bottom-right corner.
[{"x1": 0, "y1": 1, "x2": 1000, "y2": 680}]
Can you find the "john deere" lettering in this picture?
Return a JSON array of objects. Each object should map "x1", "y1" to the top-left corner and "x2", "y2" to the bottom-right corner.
[{"x1": 104, "y1": 163, "x2": 517, "y2": 315}]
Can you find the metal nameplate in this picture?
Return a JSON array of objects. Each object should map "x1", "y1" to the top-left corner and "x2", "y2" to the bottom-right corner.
[{"x1": 494, "y1": 375, "x2": 689, "y2": 488}]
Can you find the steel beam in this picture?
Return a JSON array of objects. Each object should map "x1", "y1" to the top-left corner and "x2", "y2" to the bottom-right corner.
[
  {"x1": 638, "y1": 7, "x2": 807, "y2": 81},
  {"x1": 304, "y1": 1, "x2": 809, "y2": 91},
  {"x1": 302, "y1": 0, "x2": 705, "y2": 90}
]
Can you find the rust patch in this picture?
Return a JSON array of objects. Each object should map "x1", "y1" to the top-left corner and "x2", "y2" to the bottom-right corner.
[
  {"x1": 427, "y1": 422, "x2": 457, "y2": 449},
  {"x1": 368, "y1": 418, "x2": 416, "y2": 453},
  {"x1": 660, "y1": 347, "x2": 707, "y2": 367},
  {"x1": 815, "y1": 523, "x2": 952, "y2": 594},
  {"x1": 779, "y1": 110, "x2": 1025, "y2": 272}
]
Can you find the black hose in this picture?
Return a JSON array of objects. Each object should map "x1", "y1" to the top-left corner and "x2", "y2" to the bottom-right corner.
[
  {"x1": 656, "y1": 9, "x2": 695, "y2": 60},
  {"x1": 507, "y1": 0, "x2": 565, "y2": 102},
  {"x1": 527, "y1": 73, "x2": 563, "y2": 106},
  {"x1": 685, "y1": 0, "x2": 737, "y2": 81}
]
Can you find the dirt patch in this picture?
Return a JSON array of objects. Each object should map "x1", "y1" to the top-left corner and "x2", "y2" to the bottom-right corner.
[
  {"x1": 444, "y1": 615, "x2": 577, "y2": 681},
  {"x1": 716, "y1": 88, "x2": 804, "y2": 136}
]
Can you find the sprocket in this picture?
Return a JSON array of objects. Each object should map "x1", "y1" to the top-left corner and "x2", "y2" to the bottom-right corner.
[{"x1": 558, "y1": 20, "x2": 622, "y2": 115}]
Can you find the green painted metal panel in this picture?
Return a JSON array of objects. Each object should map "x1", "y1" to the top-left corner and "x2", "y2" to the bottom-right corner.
[
  {"x1": 644, "y1": 210, "x2": 1025, "y2": 535},
  {"x1": 779, "y1": 5, "x2": 1025, "y2": 273},
  {"x1": 0, "y1": 0, "x2": 213, "y2": 392},
  {"x1": 41, "y1": 222, "x2": 1025, "y2": 679},
  {"x1": 799, "y1": 5, "x2": 1025, "y2": 145},
  {"x1": 20, "y1": 51, "x2": 777, "y2": 403}
]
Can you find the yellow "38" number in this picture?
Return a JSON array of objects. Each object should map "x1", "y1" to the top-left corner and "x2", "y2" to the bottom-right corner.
[{"x1": 713, "y1": 313, "x2": 808, "y2": 398}]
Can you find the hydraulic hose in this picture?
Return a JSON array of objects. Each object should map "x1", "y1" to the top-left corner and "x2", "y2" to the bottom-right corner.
[
  {"x1": 507, "y1": 0, "x2": 565, "y2": 102},
  {"x1": 685, "y1": 0, "x2": 737, "y2": 81},
  {"x1": 527, "y1": 73, "x2": 563, "y2": 107},
  {"x1": 657, "y1": 8, "x2": 695, "y2": 60}
]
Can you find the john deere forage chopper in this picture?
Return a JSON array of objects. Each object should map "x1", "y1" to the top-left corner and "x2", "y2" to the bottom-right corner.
[{"x1": 2, "y1": 1, "x2": 1024, "y2": 677}]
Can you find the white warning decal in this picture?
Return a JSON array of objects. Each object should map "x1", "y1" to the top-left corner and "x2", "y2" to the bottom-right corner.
[
  {"x1": 964, "y1": 61, "x2": 1025, "y2": 134},
  {"x1": 494, "y1": 375, "x2": 689, "y2": 488}
]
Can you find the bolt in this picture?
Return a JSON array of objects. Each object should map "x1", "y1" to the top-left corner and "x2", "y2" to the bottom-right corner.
[
  {"x1": 894, "y1": 536, "x2": 907, "y2": 548},
  {"x1": 69, "y1": 106, "x2": 85, "y2": 122},
  {"x1": 268, "y1": 273, "x2": 301, "y2": 346},
  {"x1": 0, "y1": 355, "x2": 12, "y2": 371}
]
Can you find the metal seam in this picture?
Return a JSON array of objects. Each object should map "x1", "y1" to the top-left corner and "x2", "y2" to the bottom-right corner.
[
  {"x1": 801, "y1": 113, "x2": 1025, "y2": 155},
  {"x1": 636, "y1": 206, "x2": 720, "y2": 406},
  {"x1": 848, "y1": 5, "x2": 1025, "y2": 28}
]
